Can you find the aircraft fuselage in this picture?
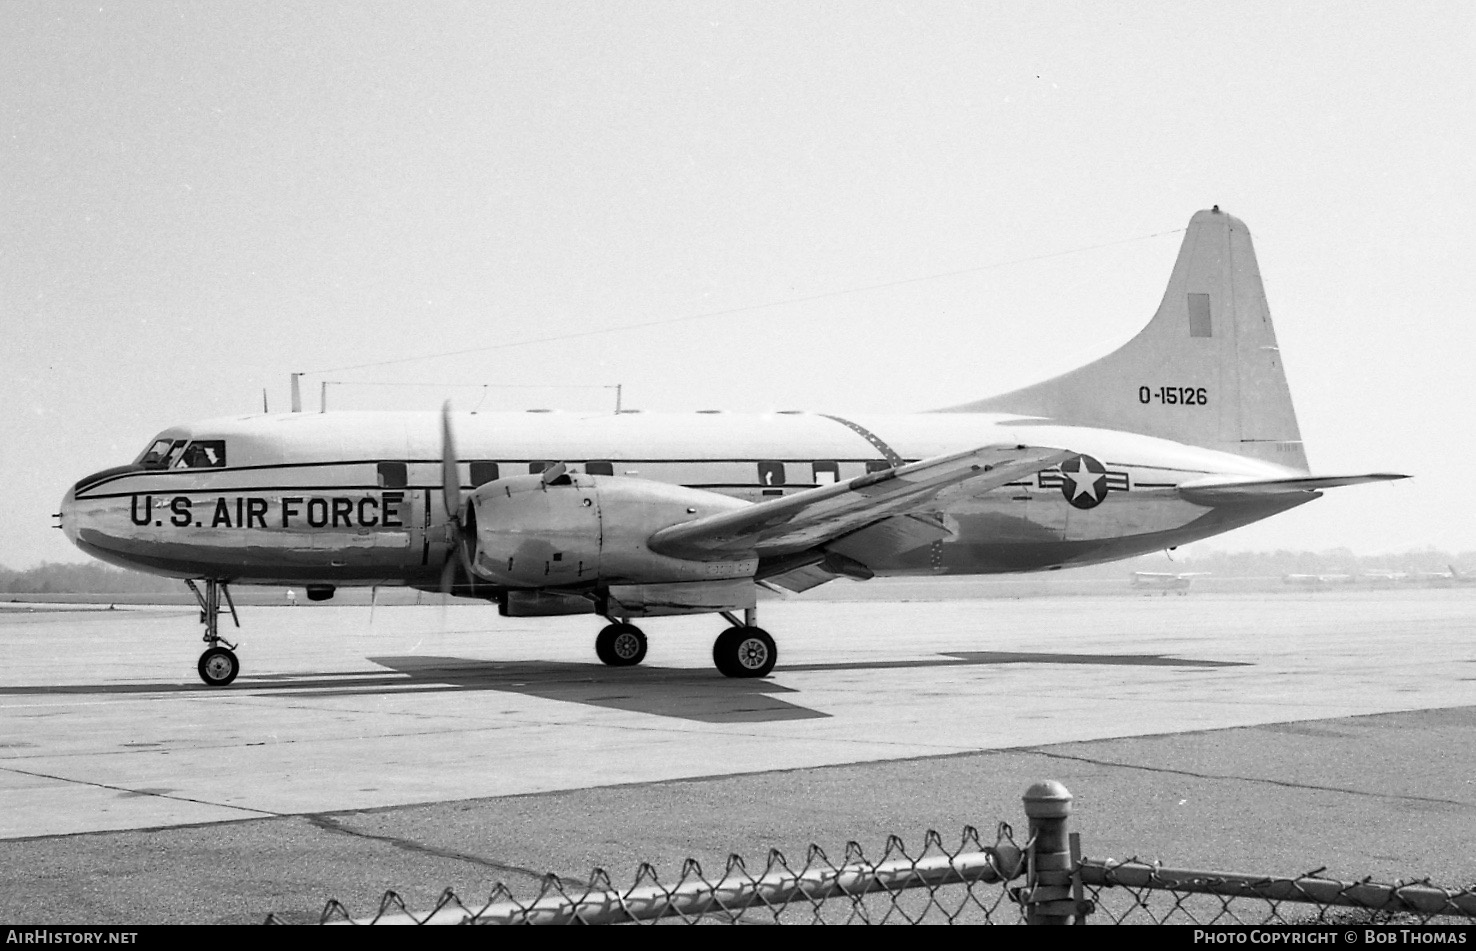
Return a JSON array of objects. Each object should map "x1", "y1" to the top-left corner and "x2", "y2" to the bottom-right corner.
[{"x1": 61, "y1": 409, "x2": 1309, "y2": 588}]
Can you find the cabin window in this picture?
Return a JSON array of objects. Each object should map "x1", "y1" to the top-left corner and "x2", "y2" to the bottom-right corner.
[
  {"x1": 866, "y1": 460, "x2": 891, "y2": 473},
  {"x1": 813, "y1": 461, "x2": 839, "y2": 484},
  {"x1": 174, "y1": 440, "x2": 227, "y2": 469},
  {"x1": 470, "y1": 461, "x2": 499, "y2": 486},
  {"x1": 757, "y1": 462, "x2": 786, "y2": 486},
  {"x1": 135, "y1": 438, "x2": 180, "y2": 468},
  {"x1": 585, "y1": 461, "x2": 614, "y2": 476},
  {"x1": 377, "y1": 462, "x2": 408, "y2": 488}
]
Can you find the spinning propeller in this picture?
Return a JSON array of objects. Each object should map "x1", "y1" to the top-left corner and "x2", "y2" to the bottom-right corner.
[
  {"x1": 439, "y1": 402, "x2": 474, "y2": 594},
  {"x1": 436, "y1": 402, "x2": 573, "y2": 595}
]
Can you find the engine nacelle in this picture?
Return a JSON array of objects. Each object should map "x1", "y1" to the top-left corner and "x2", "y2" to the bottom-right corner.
[{"x1": 464, "y1": 473, "x2": 756, "y2": 588}]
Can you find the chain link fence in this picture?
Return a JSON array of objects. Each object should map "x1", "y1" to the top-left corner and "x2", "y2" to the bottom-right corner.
[
  {"x1": 1078, "y1": 860, "x2": 1476, "y2": 926},
  {"x1": 310, "y1": 826, "x2": 1027, "y2": 925},
  {"x1": 273, "y1": 782, "x2": 1476, "y2": 926}
]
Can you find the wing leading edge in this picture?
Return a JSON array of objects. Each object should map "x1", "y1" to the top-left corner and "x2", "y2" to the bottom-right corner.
[{"x1": 648, "y1": 444, "x2": 1075, "y2": 561}]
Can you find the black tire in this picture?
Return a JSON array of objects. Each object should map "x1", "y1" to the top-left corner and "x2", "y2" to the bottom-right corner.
[
  {"x1": 595, "y1": 623, "x2": 647, "y2": 667},
  {"x1": 197, "y1": 647, "x2": 239, "y2": 687},
  {"x1": 712, "y1": 626, "x2": 777, "y2": 678}
]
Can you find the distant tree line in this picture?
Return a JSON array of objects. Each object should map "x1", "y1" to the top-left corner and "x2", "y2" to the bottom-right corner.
[
  {"x1": 1181, "y1": 547, "x2": 1475, "y2": 577},
  {"x1": 0, "y1": 562, "x2": 180, "y2": 595}
]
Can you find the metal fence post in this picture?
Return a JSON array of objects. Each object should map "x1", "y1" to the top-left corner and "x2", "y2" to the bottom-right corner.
[{"x1": 1022, "y1": 780, "x2": 1076, "y2": 924}]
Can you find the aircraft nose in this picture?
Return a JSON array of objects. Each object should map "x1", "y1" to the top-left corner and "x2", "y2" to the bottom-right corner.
[
  {"x1": 58, "y1": 485, "x2": 80, "y2": 547},
  {"x1": 58, "y1": 476, "x2": 166, "y2": 573}
]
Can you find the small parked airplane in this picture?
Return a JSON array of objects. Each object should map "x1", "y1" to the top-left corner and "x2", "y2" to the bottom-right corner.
[
  {"x1": 1283, "y1": 573, "x2": 1355, "y2": 587},
  {"x1": 58, "y1": 208, "x2": 1407, "y2": 685},
  {"x1": 1130, "y1": 571, "x2": 1207, "y2": 593},
  {"x1": 1411, "y1": 565, "x2": 1476, "y2": 586}
]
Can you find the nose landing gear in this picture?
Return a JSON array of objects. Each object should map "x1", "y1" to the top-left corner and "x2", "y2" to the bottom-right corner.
[
  {"x1": 198, "y1": 646, "x2": 239, "y2": 686},
  {"x1": 185, "y1": 579, "x2": 240, "y2": 686}
]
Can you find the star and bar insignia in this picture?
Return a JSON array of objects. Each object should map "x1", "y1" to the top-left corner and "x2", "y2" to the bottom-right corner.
[{"x1": 1036, "y1": 454, "x2": 1128, "y2": 509}]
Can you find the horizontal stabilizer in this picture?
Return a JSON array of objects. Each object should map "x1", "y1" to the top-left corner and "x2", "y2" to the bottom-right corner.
[
  {"x1": 1178, "y1": 472, "x2": 1409, "y2": 505},
  {"x1": 649, "y1": 444, "x2": 1074, "y2": 561}
]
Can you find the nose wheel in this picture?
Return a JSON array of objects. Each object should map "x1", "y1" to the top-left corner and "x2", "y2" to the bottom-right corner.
[
  {"x1": 198, "y1": 646, "x2": 240, "y2": 686},
  {"x1": 186, "y1": 578, "x2": 241, "y2": 687},
  {"x1": 595, "y1": 621, "x2": 648, "y2": 667}
]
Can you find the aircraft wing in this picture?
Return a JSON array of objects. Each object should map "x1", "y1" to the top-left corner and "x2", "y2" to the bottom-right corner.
[
  {"x1": 1177, "y1": 472, "x2": 1409, "y2": 505},
  {"x1": 648, "y1": 444, "x2": 1074, "y2": 561}
]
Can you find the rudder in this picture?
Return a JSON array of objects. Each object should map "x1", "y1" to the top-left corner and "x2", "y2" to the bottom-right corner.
[{"x1": 944, "y1": 208, "x2": 1309, "y2": 471}]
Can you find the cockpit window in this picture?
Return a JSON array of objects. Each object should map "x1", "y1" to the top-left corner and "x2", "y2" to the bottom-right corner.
[
  {"x1": 136, "y1": 438, "x2": 179, "y2": 468},
  {"x1": 172, "y1": 440, "x2": 227, "y2": 469}
]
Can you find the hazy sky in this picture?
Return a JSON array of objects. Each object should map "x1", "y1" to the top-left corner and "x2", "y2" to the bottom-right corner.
[{"x1": 3, "y1": 1, "x2": 1472, "y2": 568}]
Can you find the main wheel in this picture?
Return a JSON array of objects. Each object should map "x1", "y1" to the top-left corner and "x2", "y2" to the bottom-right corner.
[
  {"x1": 197, "y1": 647, "x2": 239, "y2": 687},
  {"x1": 712, "y1": 626, "x2": 777, "y2": 678},
  {"x1": 595, "y1": 623, "x2": 647, "y2": 667}
]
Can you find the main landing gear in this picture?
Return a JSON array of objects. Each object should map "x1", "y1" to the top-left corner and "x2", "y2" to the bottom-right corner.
[
  {"x1": 185, "y1": 579, "x2": 240, "y2": 687},
  {"x1": 714, "y1": 610, "x2": 777, "y2": 678},
  {"x1": 592, "y1": 610, "x2": 777, "y2": 679},
  {"x1": 595, "y1": 620, "x2": 648, "y2": 667}
]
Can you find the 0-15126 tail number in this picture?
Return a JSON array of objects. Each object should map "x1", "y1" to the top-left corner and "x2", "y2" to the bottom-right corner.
[{"x1": 1139, "y1": 386, "x2": 1208, "y2": 406}]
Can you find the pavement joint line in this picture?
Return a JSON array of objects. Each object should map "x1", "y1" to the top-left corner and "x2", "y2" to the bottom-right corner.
[
  {"x1": 304, "y1": 813, "x2": 558, "y2": 880},
  {"x1": 1016, "y1": 748, "x2": 1474, "y2": 807},
  {"x1": 0, "y1": 722, "x2": 560, "y2": 761},
  {"x1": 241, "y1": 700, "x2": 552, "y2": 724},
  {"x1": 3, "y1": 690, "x2": 1004, "y2": 753},
  {"x1": 6, "y1": 706, "x2": 1466, "y2": 843},
  {"x1": 0, "y1": 763, "x2": 280, "y2": 817}
]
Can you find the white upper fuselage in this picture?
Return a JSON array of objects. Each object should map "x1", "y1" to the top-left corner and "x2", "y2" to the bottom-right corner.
[{"x1": 60, "y1": 409, "x2": 1307, "y2": 588}]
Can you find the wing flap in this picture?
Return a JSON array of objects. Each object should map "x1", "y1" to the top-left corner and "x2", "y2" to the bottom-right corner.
[
  {"x1": 764, "y1": 564, "x2": 844, "y2": 593},
  {"x1": 1178, "y1": 472, "x2": 1409, "y2": 505},
  {"x1": 827, "y1": 513, "x2": 955, "y2": 563},
  {"x1": 649, "y1": 444, "x2": 1073, "y2": 560}
]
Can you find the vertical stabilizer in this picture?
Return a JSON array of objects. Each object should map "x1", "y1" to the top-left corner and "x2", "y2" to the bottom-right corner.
[{"x1": 945, "y1": 208, "x2": 1309, "y2": 471}]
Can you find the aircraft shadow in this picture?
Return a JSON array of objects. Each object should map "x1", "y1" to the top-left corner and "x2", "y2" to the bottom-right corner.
[
  {"x1": 0, "y1": 651, "x2": 1244, "y2": 724},
  {"x1": 785, "y1": 650, "x2": 1249, "y2": 673},
  {"x1": 358, "y1": 656, "x2": 824, "y2": 723}
]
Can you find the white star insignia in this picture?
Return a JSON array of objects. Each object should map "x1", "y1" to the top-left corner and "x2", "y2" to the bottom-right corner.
[{"x1": 1064, "y1": 460, "x2": 1104, "y2": 501}]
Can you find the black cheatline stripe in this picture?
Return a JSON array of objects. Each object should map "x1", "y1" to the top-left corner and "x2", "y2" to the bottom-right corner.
[
  {"x1": 81, "y1": 484, "x2": 399, "y2": 500},
  {"x1": 76, "y1": 481, "x2": 838, "y2": 502},
  {"x1": 74, "y1": 457, "x2": 896, "y2": 496},
  {"x1": 817, "y1": 415, "x2": 905, "y2": 466}
]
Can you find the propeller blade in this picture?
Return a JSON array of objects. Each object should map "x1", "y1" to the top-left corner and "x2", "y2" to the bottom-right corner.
[
  {"x1": 439, "y1": 401, "x2": 483, "y2": 596},
  {"x1": 457, "y1": 529, "x2": 476, "y2": 582},
  {"x1": 440, "y1": 401, "x2": 461, "y2": 519},
  {"x1": 439, "y1": 552, "x2": 458, "y2": 595},
  {"x1": 540, "y1": 461, "x2": 568, "y2": 485}
]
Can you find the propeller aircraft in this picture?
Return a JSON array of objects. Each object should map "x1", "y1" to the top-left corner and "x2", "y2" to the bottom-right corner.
[
  {"x1": 58, "y1": 208, "x2": 1407, "y2": 686},
  {"x1": 1130, "y1": 571, "x2": 1208, "y2": 593}
]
